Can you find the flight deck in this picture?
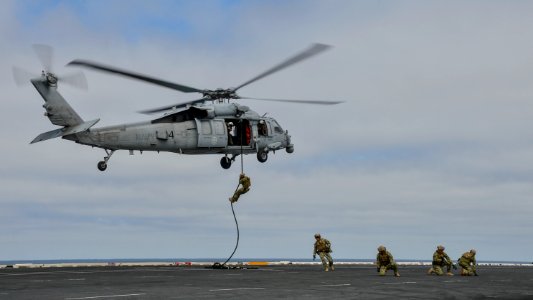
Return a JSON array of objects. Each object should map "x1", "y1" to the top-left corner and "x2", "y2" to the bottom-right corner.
[{"x1": 1, "y1": 264, "x2": 532, "y2": 299}]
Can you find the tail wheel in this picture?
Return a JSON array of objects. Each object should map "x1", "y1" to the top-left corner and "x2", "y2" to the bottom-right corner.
[
  {"x1": 220, "y1": 156, "x2": 232, "y2": 169},
  {"x1": 257, "y1": 151, "x2": 268, "y2": 163},
  {"x1": 97, "y1": 161, "x2": 107, "y2": 171}
]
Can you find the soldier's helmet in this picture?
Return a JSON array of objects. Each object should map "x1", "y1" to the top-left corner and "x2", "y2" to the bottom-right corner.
[
  {"x1": 470, "y1": 249, "x2": 476, "y2": 254},
  {"x1": 377, "y1": 245, "x2": 386, "y2": 252},
  {"x1": 437, "y1": 245, "x2": 445, "y2": 251},
  {"x1": 314, "y1": 233, "x2": 321, "y2": 238}
]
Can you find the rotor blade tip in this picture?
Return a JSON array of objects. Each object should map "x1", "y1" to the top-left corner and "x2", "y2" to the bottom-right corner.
[
  {"x1": 312, "y1": 43, "x2": 333, "y2": 50},
  {"x1": 67, "y1": 59, "x2": 83, "y2": 66}
]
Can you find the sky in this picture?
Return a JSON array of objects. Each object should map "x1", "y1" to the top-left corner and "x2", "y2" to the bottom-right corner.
[{"x1": 1, "y1": 0, "x2": 533, "y2": 262}]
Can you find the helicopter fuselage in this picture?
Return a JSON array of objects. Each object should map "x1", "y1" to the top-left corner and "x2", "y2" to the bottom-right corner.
[
  {"x1": 30, "y1": 74, "x2": 293, "y2": 170},
  {"x1": 69, "y1": 112, "x2": 292, "y2": 157}
]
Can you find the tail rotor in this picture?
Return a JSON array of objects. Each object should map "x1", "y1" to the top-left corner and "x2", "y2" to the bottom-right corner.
[{"x1": 12, "y1": 44, "x2": 88, "y2": 90}]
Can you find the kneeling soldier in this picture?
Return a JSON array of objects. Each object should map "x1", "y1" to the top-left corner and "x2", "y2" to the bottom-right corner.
[
  {"x1": 376, "y1": 245, "x2": 400, "y2": 277},
  {"x1": 428, "y1": 245, "x2": 454, "y2": 276},
  {"x1": 458, "y1": 249, "x2": 477, "y2": 276}
]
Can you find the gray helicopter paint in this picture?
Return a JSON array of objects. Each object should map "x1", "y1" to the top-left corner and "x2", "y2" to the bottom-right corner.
[
  {"x1": 31, "y1": 73, "x2": 292, "y2": 170},
  {"x1": 71, "y1": 121, "x2": 200, "y2": 152},
  {"x1": 32, "y1": 118, "x2": 99, "y2": 144},
  {"x1": 70, "y1": 117, "x2": 289, "y2": 155},
  {"x1": 31, "y1": 76, "x2": 83, "y2": 126},
  {"x1": 193, "y1": 103, "x2": 260, "y2": 120}
]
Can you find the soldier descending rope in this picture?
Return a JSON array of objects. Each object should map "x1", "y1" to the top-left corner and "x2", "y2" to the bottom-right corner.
[{"x1": 229, "y1": 173, "x2": 251, "y2": 203}]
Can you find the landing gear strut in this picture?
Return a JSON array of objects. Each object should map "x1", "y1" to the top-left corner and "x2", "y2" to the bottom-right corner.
[{"x1": 97, "y1": 149, "x2": 115, "y2": 171}]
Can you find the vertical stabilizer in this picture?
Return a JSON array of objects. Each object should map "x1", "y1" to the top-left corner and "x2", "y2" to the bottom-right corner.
[{"x1": 31, "y1": 76, "x2": 83, "y2": 126}]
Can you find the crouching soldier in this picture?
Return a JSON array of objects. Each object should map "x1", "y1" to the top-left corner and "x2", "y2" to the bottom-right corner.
[
  {"x1": 428, "y1": 245, "x2": 454, "y2": 276},
  {"x1": 458, "y1": 249, "x2": 477, "y2": 276},
  {"x1": 376, "y1": 245, "x2": 400, "y2": 277},
  {"x1": 313, "y1": 233, "x2": 334, "y2": 272}
]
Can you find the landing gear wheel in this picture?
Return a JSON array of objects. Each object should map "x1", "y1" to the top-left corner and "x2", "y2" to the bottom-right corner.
[
  {"x1": 257, "y1": 151, "x2": 268, "y2": 163},
  {"x1": 97, "y1": 161, "x2": 107, "y2": 171},
  {"x1": 220, "y1": 156, "x2": 232, "y2": 169}
]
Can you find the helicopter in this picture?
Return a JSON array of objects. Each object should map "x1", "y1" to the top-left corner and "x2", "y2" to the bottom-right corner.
[{"x1": 13, "y1": 44, "x2": 342, "y2": 171}]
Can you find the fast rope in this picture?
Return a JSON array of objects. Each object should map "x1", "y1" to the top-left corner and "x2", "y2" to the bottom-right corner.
[{"x1": 221, "y1": 121, "x2": 245, "y2": 267}]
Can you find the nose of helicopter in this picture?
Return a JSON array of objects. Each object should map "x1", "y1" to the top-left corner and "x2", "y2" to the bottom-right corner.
[{"x1": 285, "y1": 130, "x2": 294, "y2": 153}]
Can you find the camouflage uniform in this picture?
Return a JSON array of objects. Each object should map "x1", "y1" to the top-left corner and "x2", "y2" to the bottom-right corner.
[
  {"x1": 428, "y1": 246, "x2": 454, "y2": 276},
  {"x1": 229, "y1": 174, "x2": 251, "y2": 203},
  {"x1": 313, "y1": 234, "x2": 334, "y2": 271},
  {"x1": 458, "y1": 250, "x2": 477, "y2": 276},
  {"x1": 376, "y1": 246, "x2": 400, "y2": 277}
]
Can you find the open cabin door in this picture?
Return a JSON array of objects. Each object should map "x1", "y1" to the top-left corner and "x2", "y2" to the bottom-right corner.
[{"x1": 195, "y1": 119, "x2": 228, "y2": 148}]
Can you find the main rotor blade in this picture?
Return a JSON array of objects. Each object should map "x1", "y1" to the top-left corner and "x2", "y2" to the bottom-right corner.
[
  {"x1": 68, "y1": 59, "x2": 203, "y2": 93},
  {"x1": 33, "y1": 44, "x2": 54, "y2": 72},
  {"x1": 233, "y1": 43, "x2": 332, "y2": 91},
  {"x1": 138, "y1": 98, "x2": 206, "y2": 114},
  {"x1": 238, "y1": 96, "x2": 343, "y2": 105},
  {"x1": 12, "y1": 66, "x2": 39, "y2": 86}
]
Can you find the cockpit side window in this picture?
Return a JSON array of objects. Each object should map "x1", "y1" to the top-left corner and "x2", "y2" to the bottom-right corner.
[{"x1": 271, "y1": 120, "x2": 284, "y2": 134}]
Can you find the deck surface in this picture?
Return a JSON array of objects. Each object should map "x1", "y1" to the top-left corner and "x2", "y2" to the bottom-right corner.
[{"x1": 1, "y1": 265, "x2": 532, "y2": 299}]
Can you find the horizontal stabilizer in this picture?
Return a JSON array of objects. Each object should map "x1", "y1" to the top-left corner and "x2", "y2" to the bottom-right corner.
[{"x1": 31, "y1": 119, "x2": 100, "y2": 144}]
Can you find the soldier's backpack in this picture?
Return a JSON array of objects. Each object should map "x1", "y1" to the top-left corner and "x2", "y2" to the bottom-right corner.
[{"x1": 325, "y1": 240, "x2": 332, "y2": 252}]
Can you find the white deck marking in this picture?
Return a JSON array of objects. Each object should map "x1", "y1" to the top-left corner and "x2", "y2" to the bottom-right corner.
[
  {"x1": 383, "y1": 282, "x2": 417, "y2": 285},
  {"x1": 64, "y1": 293, "x2": 145, "y2": 299},
  {"x1": 209, "y1": 287, "x2": 265, "y2": 292}
]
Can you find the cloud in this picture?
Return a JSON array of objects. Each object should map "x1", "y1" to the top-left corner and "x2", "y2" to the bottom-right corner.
[{"x1": 1, "y1": 0, "x2": 533, "y2": 261}]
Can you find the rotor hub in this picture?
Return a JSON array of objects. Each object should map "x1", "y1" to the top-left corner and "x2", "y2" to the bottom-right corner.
[
  {"x1": 202, "y1": 89, "x2": 238, "y2": 100},
  {"x1": 45, "y1": 71, "x2": 58, "y2": 86}
]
